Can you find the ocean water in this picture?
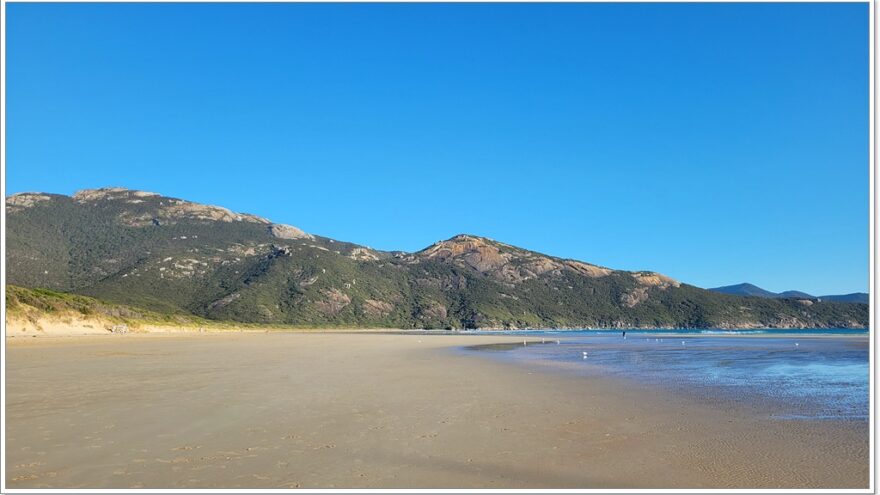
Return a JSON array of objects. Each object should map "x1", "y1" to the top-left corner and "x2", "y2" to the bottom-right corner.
[{"x1": 465, "y1": 329, "x2": 869, "y2": 421}]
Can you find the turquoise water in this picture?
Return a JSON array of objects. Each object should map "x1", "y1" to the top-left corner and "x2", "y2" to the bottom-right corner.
[{"x1": 466, "y1": 329, "x2": 869, "y2": 421}]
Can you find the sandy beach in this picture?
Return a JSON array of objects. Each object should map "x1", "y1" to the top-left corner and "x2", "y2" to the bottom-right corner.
[{"x1": 5, "y1": 332, "x2": 869, "y2": 489}]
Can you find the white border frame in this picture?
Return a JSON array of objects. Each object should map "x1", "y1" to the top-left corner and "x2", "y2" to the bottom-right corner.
[{"x1": 0, "y1": 1, "x2": 875, "y2": 493}]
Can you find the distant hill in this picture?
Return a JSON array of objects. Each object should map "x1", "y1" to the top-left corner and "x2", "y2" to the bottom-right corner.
[
  {"x1": 710, "y1": 283, "x2": 777, "y2": 298},
  {"x1": 709, "y1": 283, "x2": 868, "y2": 304},
  {"x1": 777, "y1": 290, "x2": 815, "y2": 299},
  {"x1": 817, "y1": 293, "x2": 870, "y2": 304},
  {"x1": 5, "y1": 187, "x2": 869, "y2": 329}
]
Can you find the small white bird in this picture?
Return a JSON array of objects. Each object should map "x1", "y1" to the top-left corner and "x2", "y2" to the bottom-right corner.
[
  {"x1": 682, "y1": 341, "x2": 685, "y2": 345},
  {"x1": 557, "y1": 340, "x2": 561, "y2": 345},
  {"x1": 582, "y1": 351, "x2": 588, "y2": 359},
  {"x1": 795, "y1": 342, "x2": 799, "y2": 347}
]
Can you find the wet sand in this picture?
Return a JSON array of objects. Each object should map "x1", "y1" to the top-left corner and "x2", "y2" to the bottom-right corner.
[{"x1": 5, "y1": 332, "x2": 870, "y2": 489}]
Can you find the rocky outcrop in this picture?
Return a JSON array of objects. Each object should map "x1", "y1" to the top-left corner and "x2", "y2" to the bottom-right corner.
[
  {"x1": 565, "y1": 260, "x2": 612, "y2": 278},
  {"x1": 209, "y1": 292, "x2": 241, "y2": 309},
  {"x1": 73, "y1": 187, "x2": 140, "y2": 202},
  {"x1": 160, "y1": 199, "x2": 268, "y2": 224},
  {"x1": 632, "y1": 271, "x2": 680, "y2": 288},
  {"x1": 418, "y1": 234, "x2": 617, "y2": 285},
  {"x1": 314, "y1": 289, "x2": 351, "y2": 315},
  {"x1": 70, "y1": 188, "x2": 274, "y2": 227},
  {"x1": 363, "y1": 299, "x2": 394, "y2": 316},
  {"x1": 269, "y1": 223, "x2": 312, "y2": 240},
  {"x1": 268, "y1": 245, "x2": 293, "y2": 257},
  {"x1": 620, "y1": 287, "x2": 650, "y2": 307},
  {"x1": 420, "y1": 235, "x2": 512, "y2": 272},
  {"x1": 349, "y1": 247, "x2": 380, "y2": 261},
  {"x1": 5, "y1": 193, "x2": 53, "y2": 212}
]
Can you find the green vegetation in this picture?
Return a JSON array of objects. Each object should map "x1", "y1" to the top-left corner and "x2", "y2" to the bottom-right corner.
[
  {"x1": 5, "y1": 285, "x2": 397, "y2": 331},
  {"x1": 6, "y1": 284, "x2": 207, "y2": 328},
  {"x1": 5, "y1": 188, "x2": 869, "y2": 330}
]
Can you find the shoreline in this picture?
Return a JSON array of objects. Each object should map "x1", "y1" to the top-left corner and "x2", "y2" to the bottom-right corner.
[
  {"x1": 5, "y1": 309, "x2": 869, "y2": 341},
  {"x1": 6, "y1": 331, "x2": 869, "y2": 489},
  {"x1": 462, "y1": 338, "x2": 870, "y2": 425},
  {"x1": 6, "y1": 327, "x2": 869, "y2": 345}
]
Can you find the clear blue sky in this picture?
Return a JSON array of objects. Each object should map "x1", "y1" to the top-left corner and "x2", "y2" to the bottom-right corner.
[{"x1": 6, "y1": 3, "x2": 869, "y2": 295}]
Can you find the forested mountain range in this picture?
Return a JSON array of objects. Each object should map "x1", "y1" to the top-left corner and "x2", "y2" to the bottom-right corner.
[{"x1": 6, "y1": 187, "x2": 868, "y2": 329}]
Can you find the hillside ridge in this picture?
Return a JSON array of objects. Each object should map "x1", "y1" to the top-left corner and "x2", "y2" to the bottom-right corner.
[
  {"x1": 709, "y1": 283, "x2": 868, "y2": 304},
  {"x1": 5, "y1": 187, "x2": 868, "y2": 330}
]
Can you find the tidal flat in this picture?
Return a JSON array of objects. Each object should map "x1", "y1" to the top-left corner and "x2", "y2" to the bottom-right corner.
[{"x1": 5, "y1": 332, "x2": 869, "y2": 489}]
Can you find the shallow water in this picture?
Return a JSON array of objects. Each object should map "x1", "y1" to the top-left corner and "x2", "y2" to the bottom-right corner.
[{"x1": 466, "y1": 330, "x2": 869, "y2": 422}]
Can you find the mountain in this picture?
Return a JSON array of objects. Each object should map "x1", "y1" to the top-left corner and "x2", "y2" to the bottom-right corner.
[
  {"x1": 709, "y1": 283, "x2": 868, "y2": 304},
  {"x1": 709, "y1": 283, "x2": 778, "y2": 298},
  {"x1": 818, "y1": 293, "x2": 870, "y2": 304},
  {"x1": 5, "y1": 187, "x2": 869, "y2": 329},
  {"x1": 777, "y1": 290, "x2": 816, "y2": 299}
]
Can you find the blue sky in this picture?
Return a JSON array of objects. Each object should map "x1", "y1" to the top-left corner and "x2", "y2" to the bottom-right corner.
[{"x1": 6, "y1": 3, "x2": 869, "y2": 295}]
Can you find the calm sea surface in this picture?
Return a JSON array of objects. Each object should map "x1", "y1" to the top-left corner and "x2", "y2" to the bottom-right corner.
[{"x1": 464, "y1": 329, "x2": 869, "y2": 421}]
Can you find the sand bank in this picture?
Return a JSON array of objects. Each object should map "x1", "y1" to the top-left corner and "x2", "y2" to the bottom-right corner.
[{"x1": 5, "y1": 332, "x2": 869, "y2": 489}]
